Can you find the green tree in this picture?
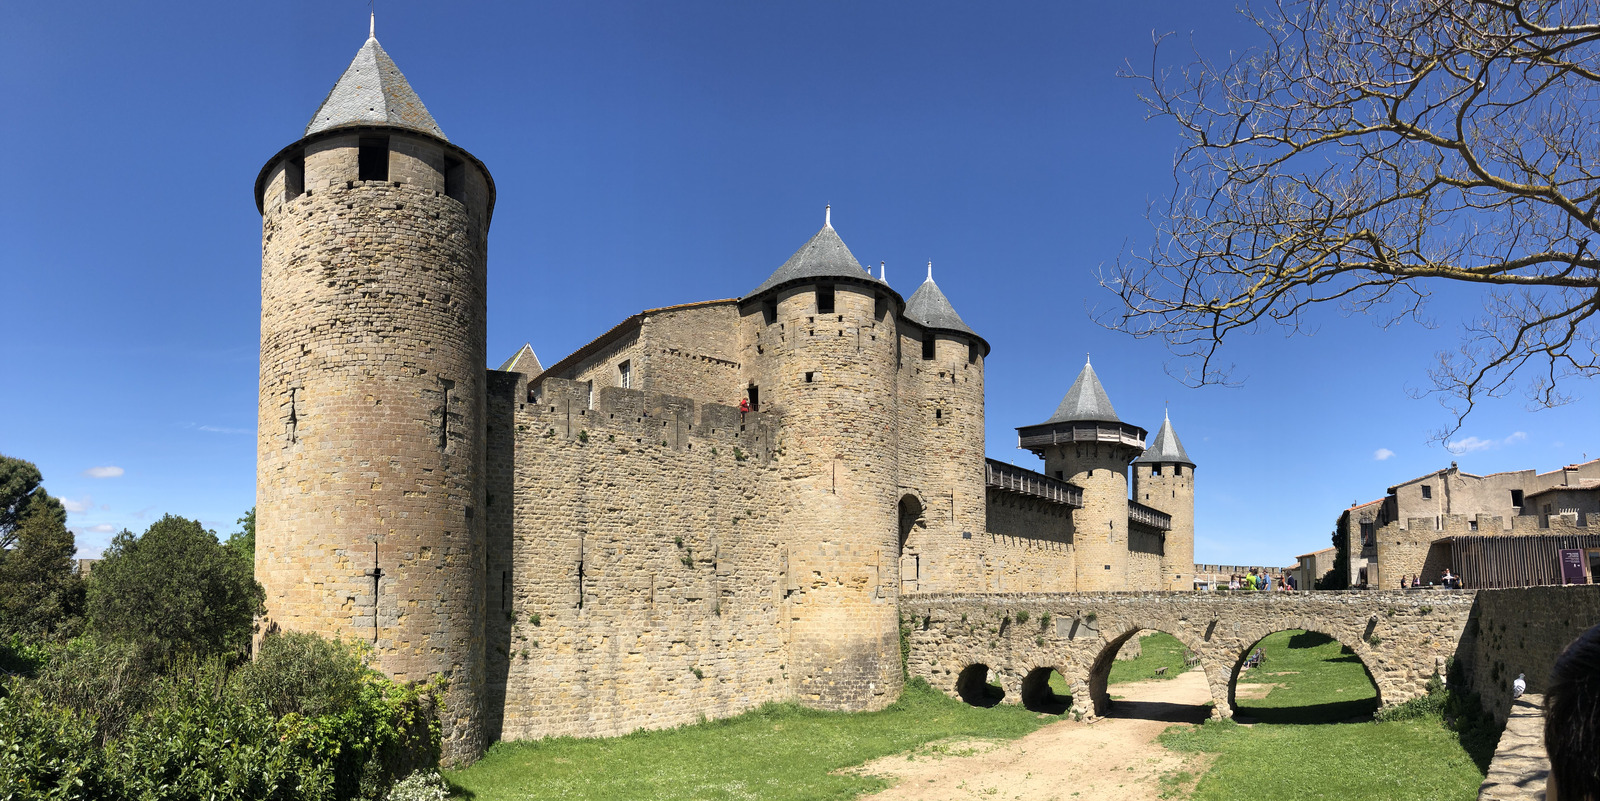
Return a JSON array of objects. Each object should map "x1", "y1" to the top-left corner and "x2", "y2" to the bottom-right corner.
[
  {"x1": 226, "y1": 506, "x2": 255, "y2": 566},
  {"x1": 0, "y1": 454, "x2": 51, "y2": 550},
  {"x1": 0, "y1": 490, "x2": 84, "y2": 637},
  {"x1": 87, "y1": 515, "x2": 263, "y2": 661}
]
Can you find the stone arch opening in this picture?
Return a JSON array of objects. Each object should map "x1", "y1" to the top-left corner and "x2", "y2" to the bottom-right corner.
[
  {"x1": 1020, "y1": 667, "x2": 1072, "y2": 714},
  {"x1": 1087, "y1": 627, "x2": 1212, "y2": 722},
  {"x1": 955, "y1": 663, "x2": 1004, "y2": 707},
  {"x1": 897, "y1": 494, "x2": 924, "y2": 555},
  {"x1": 1227, "y1": 629, "x2": 1381, "y2": 724}
]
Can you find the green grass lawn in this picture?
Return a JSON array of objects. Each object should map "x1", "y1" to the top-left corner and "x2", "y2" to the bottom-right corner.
[
  {"x1": 1109, "y1": 631, "x2": 1191, "y2": 684},
  {"x1": 1158, "y1": 629, "x2": 1485, "y2": 801},
  {"x1": 444, "y1": 679, "x2": 1051, "y2": 801},
  {"x1": 1234, "y1": 630, "x2": 1377, "y2": 723}
]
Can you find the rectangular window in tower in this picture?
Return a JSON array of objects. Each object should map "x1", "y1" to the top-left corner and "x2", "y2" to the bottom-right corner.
[
  {"x1": 875, "y1": 294, "x2": 888, "y2": 320},
  {"x1": 1511, "y1": 489, "x2": 1524, "y2": 508},
  {"x1": 1421, "y1": 484, "x2": 1433, "y2": 499},
  {"x1": 437, "y1": 378, "x2": 455, "y2": 452},
  {"x1": 922, "y1": 336, "x2": 936, "y2": 360},
  {"x1": 619, "y1": 360, "x2": 632, "y2": 389},
  {"x1": 746, "y1": 384, "x2": 760, "y2": 412},
  {"x1": 1175, "y1": 465, "x2": 1184, "y2": 476},
  {"x1": 816, "y1": 285, "x2": 835, "y2": 314},
  {"x1": 968, "y1": 342, "x2": 978, "y2": 364},
  {"x1": 1152, "y1": 464, "x2": 1163, "y2": 476},
  {"x1": 935, "y1": 409, "x2": 942, "y2": 419},
  {"x1": 285, "y1": 155, "x2": 305, "y2": 202},
  {"x1": 358, "y1": 137, "x2": 390, "y2": 182},
  {"x1": 762, "y1": 299, "x2": 777, "y2": 325},
  {"x1": 804, "y1": 372, "x2": 814, "y2": 383},
  {"x1": 444, "y1": 156, "x2": 466, "y2": 201}
]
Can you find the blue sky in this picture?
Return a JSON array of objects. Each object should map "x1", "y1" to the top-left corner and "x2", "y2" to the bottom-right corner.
[{"x1": 2, "y1": 2, "x2": 1594, "y2": 563}]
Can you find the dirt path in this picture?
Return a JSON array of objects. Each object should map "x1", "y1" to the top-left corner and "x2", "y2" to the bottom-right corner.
[{"x1": 853, "y1": 669, "x2": 1215, "y2": 801}]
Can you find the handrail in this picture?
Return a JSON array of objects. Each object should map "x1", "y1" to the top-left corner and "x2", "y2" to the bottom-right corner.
[{"x1": 984, "y1": 459, "x2": 1083, "y2": 507}]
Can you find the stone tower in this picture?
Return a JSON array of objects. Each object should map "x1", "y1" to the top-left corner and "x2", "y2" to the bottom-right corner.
[
  {"x1": 901, "y1": 265, "x2": 988, "y2": 591},
  {"x1": 253, "y1": 27, "x2": 494, "y2": 763},
  {"x1": 739, "y1": 211, "x2": 903, "y2": 710},
  {"x1": 1133, "y1": 411, "x2": 1196, "y2": 591},
  {"x1": 1016, "y1": 360, "x2": 1147, "y2": 591}
]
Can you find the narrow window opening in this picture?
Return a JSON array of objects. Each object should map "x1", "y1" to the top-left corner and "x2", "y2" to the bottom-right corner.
[
  {"x1": 922, "y1": 336, "x2": 936, "y2": 360},
  {"x1": 746, "y1": 384, "x2": 760, "y2": 412},
  {"x1": 438, "y1": 377, "x2": 455, "y2": 451},
  {"x1": 1469, "y1": 519, "x2": 1479, "y2": 531},
  {"x1": 619, "y1": 360, "x2": 632, "y2": 389},
  {"x1": 935, "y1": 409, "x2": 943, "y2": 419},
  {"x1": 805, "y1": 372, "x2": 814, "y2": 383},
  {"x1": 1511, "y1": 489, "x2": 1524, "y2": 508},
  {"x1": 444, "y1": 156, "x2": 466, "y2": 201},
  {"x1": 967, "y1": 342, "x2": 978, "y2": 364},
  {"x1": 816, "y1": 285, "x2": 835, "y2": 314},
  {"x1": 1421, "y1": 484, "x2": 1433, "y2": 499},
  {"x1": 875, "y1": 294, "x2": 888, "y2": 320},
  {"x1": 1152, "y1": 464, "x2": 1162, "y2": 476},
  {"x1": 285, "y1": 387, "x2": 299, "y2": 444},
  {"x1": 358, "y1": 137, "x2": 389, "y2": 182},
  {"x1": 284, "y1": 155, "x2": 305, "y2": 202},
  {"x1": 1175, "y1": 465, "x2": 1183, "y2": 476},
  {"x1": 762, "y1": 299, "x2": 777, "y2": 325}
]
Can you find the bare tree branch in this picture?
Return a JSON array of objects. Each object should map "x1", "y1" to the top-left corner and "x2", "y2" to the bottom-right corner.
[{"x1": 1103, "y1": 0, "x2": 1600, "y2": 439}]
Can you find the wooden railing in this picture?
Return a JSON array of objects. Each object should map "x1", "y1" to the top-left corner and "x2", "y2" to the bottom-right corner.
[
  {"x1": 984, "y1": 459, "x2": 1082, "y2": 507},
  {"x1": 1129, "y1": 501, "x2": 1172, "y2": 531}
]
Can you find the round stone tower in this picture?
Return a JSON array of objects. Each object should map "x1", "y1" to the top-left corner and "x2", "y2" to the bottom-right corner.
[
  {"x1": 1133, "y1": 411, "x2": 1196, "y2": 591},
  {"x1": 739, "y1": 209, "x2": 903, "y2": 710},
  {"x1": 1016, "y1": 359, "x2": 1146, "y2": 592},
  {"x1": 901, "y1": 263, "x2": 988, "y2": 591},
  {"x1": 253, "y1": 28, "x2": 494, "y2": 763}
]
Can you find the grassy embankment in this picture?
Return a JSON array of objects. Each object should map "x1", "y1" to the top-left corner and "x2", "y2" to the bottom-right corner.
[
  {"x1": 1158, "y1": 630, "x2": 1488, "y2": 801},
  {"x1": 444, "y1": 679, "x2": 1049, "y2": 801}
]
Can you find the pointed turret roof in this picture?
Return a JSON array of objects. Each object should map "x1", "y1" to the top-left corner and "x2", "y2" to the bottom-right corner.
[
  {"x1": 306, "y1": 34, "x2": 446, "y2": 140},
  {"x1": 1042, "y1": 358, "x2": 1120, "y2": 424},
  {"x1": 904, "y1": 265, "x2": 978, "y2": 338},
  {"x1": 498, "y1": 344, "x2": 544, "y2": 377},
  {"x1": 1135, "y1": 410, "x2": 1194, "y2": 465},
  {"x1": 744, "y1": 209, "x2": 882, "y2": 299}
]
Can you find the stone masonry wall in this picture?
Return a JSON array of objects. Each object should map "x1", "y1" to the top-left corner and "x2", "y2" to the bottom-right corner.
[
  {"x1": 1373, "y1": 513, "x2": 1600, "y2": 590},
  {"x1": 1456, "y1": 585, "x2": 1600, "y2": 725},
  {"x1": 495, "y1": 378, "x2": 788, "y2": 740}
]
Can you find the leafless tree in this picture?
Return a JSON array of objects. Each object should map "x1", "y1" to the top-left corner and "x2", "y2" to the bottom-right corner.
[{"x1": 1106, "y1": 0, "x2": 1600, "y2": 439}]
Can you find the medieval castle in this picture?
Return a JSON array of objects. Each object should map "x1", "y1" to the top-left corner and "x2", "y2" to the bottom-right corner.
[{"x1": 253, "y1": 30, "x2": 1196, "y2": 762}]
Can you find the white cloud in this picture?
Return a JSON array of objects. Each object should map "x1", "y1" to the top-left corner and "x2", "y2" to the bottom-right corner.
[
  {"x1": 198, "y1": 425, "x2": 250, "y2": 434},
  {"x1": 1445, "y1": 431, "x2": 1528, "y2": 454},
  {"x1": 60, "y1": 495, "x2": 93, "y2": 513},
  {"x1": 72, "y1": 524, "x2": 116, "y2": 534},
  {"x1": 83, "y1": 466, "x2": 124, "y2": 479},
  {"x1": 1374, "y1": 448, "x2": 1395, "y2": 461}
]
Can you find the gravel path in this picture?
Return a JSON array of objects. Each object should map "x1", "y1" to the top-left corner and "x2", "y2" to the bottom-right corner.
[{"x1": 853, "y1": 669, "x2": 1215, "y2": 801}]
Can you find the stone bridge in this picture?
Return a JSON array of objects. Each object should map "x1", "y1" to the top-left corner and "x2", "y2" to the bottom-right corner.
[{"x1": 901, "y1": 591, "x2": 1478, "y2": 720}]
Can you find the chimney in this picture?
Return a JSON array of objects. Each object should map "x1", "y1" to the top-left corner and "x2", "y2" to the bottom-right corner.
[{"x1": 1564, "y1": 465, "x2": 1580, "y2": 487}]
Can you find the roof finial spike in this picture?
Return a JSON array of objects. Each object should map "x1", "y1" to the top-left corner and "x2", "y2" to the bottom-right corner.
[
  {"x1": 880, "y1": 261, "x2": 886, "y2": 281},
  {"x1": 369, "y1": 9, "x2": 376, "y2": 39},
  {"x1": 1086, "y1": 352, "x2": 1091, "y2": 366},
  {"x1": 824, "y1": 204, "x2": 831, "y2": 228},
  {"x1": 927, "y1": 260, "x2": 933, "y2": 281}
]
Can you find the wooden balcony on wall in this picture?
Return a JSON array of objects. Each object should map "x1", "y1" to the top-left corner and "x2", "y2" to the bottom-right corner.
[{"x1": 985, "y1": 459, "x2": 1082, "y2": 507}]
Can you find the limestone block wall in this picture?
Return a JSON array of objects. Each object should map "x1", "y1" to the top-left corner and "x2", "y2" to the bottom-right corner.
[
  {"x1": 257, "y1": 131, "x2": 492, "y2": 762},
  {"x1": 1134, "y1": 462, "x2": 1195, "y2": 591},
  {"x1": 1373, "y1": 513, "x2": 1599, "y2": 590},
  {"x1": 495, "y1": 379, "x2": 788, "y2": 740},
  {"x1": 644, "y1": 303, "x2": 743, "y2": 403},
  {"x1": 900, "y1": 330, "x2": 987, "y2": 595},
  {"x1": 901, "y1": 591, "x2": 1475, "y2": 721},
  {"x1": 1456, "y1": 585, "x2": 1600, "y2": 725}
]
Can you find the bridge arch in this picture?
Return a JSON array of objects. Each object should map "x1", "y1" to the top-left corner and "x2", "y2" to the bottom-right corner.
[
  {"x1": 1019, "y1": 665, "x2": 1073, "y2": 713},
  {"x1": 1086, "y1": 625, "x2": 1216, "y2": 717},
  {"x1": 955, "y1": 662, "x2": 1005, "y2": 707},
  {"x1": 1225, "y1": 627, "x2": 1382, "y2": 721}
]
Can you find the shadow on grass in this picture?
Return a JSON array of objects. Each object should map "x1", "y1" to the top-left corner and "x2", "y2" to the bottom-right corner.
[
  {"x1": 1104, "y1": 698, "x2": 1212, "y2": 724},
  {"x1": 444, "y1": 778, "x2": 477, "y2": 799},
  {"x1": 1235, "y1": 697, "x2": 1378, "y2": 724}
]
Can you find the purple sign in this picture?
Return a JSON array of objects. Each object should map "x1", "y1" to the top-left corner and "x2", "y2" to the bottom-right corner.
[{"x1": 1560, "y1": 549, "x2": 1587, "y2": 585}]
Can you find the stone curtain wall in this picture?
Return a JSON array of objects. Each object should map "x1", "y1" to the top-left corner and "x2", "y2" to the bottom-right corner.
[
  {"x1": 1457, "y1": 585, "x2": 1600, "y2": 725},
  {"x1": 901, "y1": 591, "x2": 1475, "y2": 719},
  {"x1": 493, "y1": 377, "x2": 789, "y2": 741}
]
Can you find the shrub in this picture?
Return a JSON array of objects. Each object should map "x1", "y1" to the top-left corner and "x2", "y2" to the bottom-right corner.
[
  {"x1": 0, "y1": 684, "x2": 105, "y2": 798},
  {"x1": 31, "y1": 636, "x2": 160, "y2": 743},
  {"x1": 232, "y1": 631, "x2": 370, "y2": 718},
  {"x1": 1015, "y1": 610, "x2": 1030, "y2": 624},
  {"x1": 386, "y1": 771, "x2": 450, "y2": 801},
  {"x1": 87, "y1": 515, "x2": 263, "y2": 662}
]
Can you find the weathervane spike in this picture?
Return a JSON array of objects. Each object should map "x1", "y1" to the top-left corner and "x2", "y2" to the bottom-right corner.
[
  {"x1": 880, "y1": 261, "x2": 886, "y2": 281},
  {"x1": 927, "y1": 260, "x2": 933, "y2": 281},
  {"x1": 824, "y1": 205, "x2": 831, "y2": 228},
  {"x1": 369, "y1": 10, "x2": 376, "y2": 38}
]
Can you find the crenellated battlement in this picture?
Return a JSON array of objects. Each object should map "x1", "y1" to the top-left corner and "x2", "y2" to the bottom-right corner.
[{"x1": 524, "y1": 378, "x2": 777, "y2": 461}]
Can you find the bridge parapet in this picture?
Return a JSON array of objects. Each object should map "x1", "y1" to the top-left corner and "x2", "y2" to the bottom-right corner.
[{"x1": 900, "y1": 590, "x2": 1476, "y2": 721}]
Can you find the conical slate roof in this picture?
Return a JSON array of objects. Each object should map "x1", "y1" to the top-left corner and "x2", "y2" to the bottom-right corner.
[
  {"x1": 904, "y1": 272, "x2": 977, "y2": 337},
  {"x1": 1135, "y1": 411, "x2": 1194, "y2": 465},
  {"x1": 1043, "y1": 359, "x2": 1120, "y2": 424},
  {"x1": 745, "y1": 216, "x2": 880, "y2": 299},
  {"x1": 306, "y1": 35, "x2": 447, "y2": 140}
]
